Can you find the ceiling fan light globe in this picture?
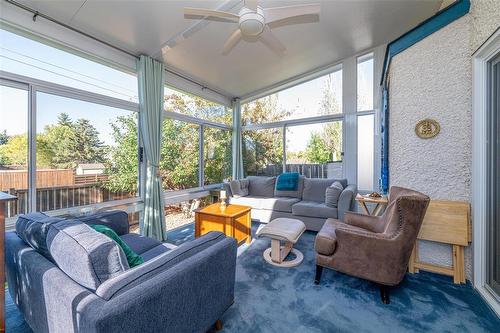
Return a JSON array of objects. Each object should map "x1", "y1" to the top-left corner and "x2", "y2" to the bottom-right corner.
[{"x1": 239, "y1": 19, "x2": 264, "y2": 36}]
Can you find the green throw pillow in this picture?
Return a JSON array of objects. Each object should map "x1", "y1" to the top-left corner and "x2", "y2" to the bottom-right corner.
[{"x1": 90, "y1": 224, "x2": 144, "y2": 268}]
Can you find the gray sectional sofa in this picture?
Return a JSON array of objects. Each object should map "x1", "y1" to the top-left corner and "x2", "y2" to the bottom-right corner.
[
  {"x1": 5, "y1": 210, "x2": 237, "y2": 333},
  {"x1": 225, "y1": 176, "x2": 357, "y2": 231}
]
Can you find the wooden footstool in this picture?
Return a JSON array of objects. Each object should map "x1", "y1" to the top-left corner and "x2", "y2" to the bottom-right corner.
[{"x1": 256, "y1": 218, "x2": 306, "y2": 267}]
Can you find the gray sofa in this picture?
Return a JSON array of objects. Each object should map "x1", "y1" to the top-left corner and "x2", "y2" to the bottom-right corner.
[
  {"x1": 5, "y1": 210, "x2": 237, "y2": 333},
  {"x1": 225, "y1": 176, "x2": 357, "y2": 231}
]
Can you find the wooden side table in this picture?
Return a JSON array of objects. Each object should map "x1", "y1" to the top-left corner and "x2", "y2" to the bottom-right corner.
[
  {"x1": 0, "y1": 192, "x2": 17, "y2": 333},
  {"x1": 355, "y1": 194, "x2": 388, "y2": 216},
  {"x1": 195, "y1": 203, "x2": 252, "y2": 245}
]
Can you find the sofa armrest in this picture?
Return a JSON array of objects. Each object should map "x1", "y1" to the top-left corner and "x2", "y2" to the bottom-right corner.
[
  {"x1": 78, "y1": 210, "x2": 129, "y2": 236},
  {"x1": 337, "y1": 184, "x2": 357, "y2": 221},
  {"x1": 88, "y1": 235, "x2": 237, "y2": 333}
]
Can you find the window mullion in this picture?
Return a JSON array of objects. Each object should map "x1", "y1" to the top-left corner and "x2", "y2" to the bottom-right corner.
[
  {"x1": 28, "y1": 84, "x2": 37, "y2": 212},
  {"x1": 199, "y1": 125, "x2": 204, "y2": 187}
]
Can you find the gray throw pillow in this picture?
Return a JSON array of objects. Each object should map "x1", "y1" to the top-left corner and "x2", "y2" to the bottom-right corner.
[
  {"x1": 325, "y1": 181, "x2": 344, "y2": 207},
  {"x1": 47, "y1": 219, "x2": 129, "y2": 290},
  {"x1": 239, "y1": 179, "x2": 249, "y2": 196},
  {"x1": 229, "y1": 180, "x2": 242, "y2": 197},
  {"x1": 229, "y1": 179, "x2": 249, "y2": 197}
]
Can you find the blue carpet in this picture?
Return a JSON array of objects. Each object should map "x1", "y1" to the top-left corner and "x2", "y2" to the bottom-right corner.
[{"x1": 6, "y1": 222, "x2": 500, "y2": 332}]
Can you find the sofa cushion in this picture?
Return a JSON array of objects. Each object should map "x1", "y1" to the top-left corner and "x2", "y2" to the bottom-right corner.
[
  {"x1": 229, "y1": 195, "x2": 263, "y2": 209},
  {"x1": 46, "y1": 219, "x2": 129, "y2": 290},
  {"x1": 274, "y1": 175, "x2": 305, "y2": 199},
  {"x1": 292, "y1": 201, "x2": 338, "y2": 219},
  {"x1": 95, "y1": 231, "x2": 227, "y2": 300},
  {"x1": 15, "y1": 212, "x2": 65, "y2": 260},
  {"x1": 120, "y1": 233, "x2": 163, "y2": 255},
  {"x1": 259, "y1": 197, "x2": 301, "y2": 213},
  {"x1": 140, "y1": 243, "x2": 173, "y2": 261},
  {"x1": 302, "y1": 178, "x2": 348, "y2": 202},
  {"x1": 77, "y1": 210, "x2": 129, "y2": 236},
  {"x1": 325, "y1": 181, "x2": 344, "y2": 208},
  {"x1": 247, "y1": 176, "x2": 276, "y2": 197}
]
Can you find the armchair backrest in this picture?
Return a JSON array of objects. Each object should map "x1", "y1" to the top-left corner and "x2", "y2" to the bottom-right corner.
[{"x1": 381, "y1": 186, "x2": 430, "y2": 249}]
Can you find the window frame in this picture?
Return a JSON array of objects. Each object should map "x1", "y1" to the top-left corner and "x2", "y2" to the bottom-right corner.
[
  {"x1": 0, "y1": 70, "x2": 142, "y2": 228},
  {"x1": 161, "y1": 86, "x2": 232, "y2": 201}
]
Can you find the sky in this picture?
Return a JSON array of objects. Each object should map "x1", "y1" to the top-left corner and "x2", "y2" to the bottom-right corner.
[
  {"x1": 0, "y1": 28, "x2": 138, "y2": 145},
  {"x1": 0, "y1": 27, "x2": 374, "y2": 153}
]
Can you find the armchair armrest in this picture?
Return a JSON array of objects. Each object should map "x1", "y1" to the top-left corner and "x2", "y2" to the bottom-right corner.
[
  {"x1": 334, "y1": 226, "x2": 408, "y2": 285},
  {"x1": 337, "y1": 184, "x2": 357, "y2": 221},
  {"x1": 344, "y1": 211, "x2": 384, "y2": 233},
  {"x1": 77, "y1": 210, "x2": 129, "y2": 236}
]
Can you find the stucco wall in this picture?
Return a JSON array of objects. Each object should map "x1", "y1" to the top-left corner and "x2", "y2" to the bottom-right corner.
[{"x1": 388, "y1": 0, "x2": 500, "y2": 280}]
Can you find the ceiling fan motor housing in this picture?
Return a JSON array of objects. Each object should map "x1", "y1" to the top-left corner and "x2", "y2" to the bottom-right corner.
[{"x1": 239, "y1": 7, "x2": 265, "y2": 36}]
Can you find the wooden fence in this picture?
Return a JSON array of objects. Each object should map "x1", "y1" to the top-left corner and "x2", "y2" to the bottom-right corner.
[
  {"x1": 5, "y1": 184, "x2": 135, "y2": 218},
  {"x1": 0, "y1": 169, "x2": 76, "y2": 191},
  {"x1": 253, "y1": 163, "x2": 331, "y2": 178}
]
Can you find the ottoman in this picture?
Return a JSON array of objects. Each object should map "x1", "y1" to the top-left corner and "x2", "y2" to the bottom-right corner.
[{"x1": 256, "y1": 217, "x2": 306, "y2": 267}]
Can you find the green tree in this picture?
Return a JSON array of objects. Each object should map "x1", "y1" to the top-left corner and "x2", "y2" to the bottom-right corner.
[
  {"x1": 105, "y1": 115, "x2": 138, "y2": 193},
  {"x1": 305, "y1": 133, "x2": 331, "y2": 163},
  {"x1": 242, "y1": 95, "x2": 289, "y2": 176},
  {"x1": 42, "y1": 113, "x2": 106, "y2": 169},
  {"x1": 0, "y1": 130, "x2": 8, "y2": 145}
]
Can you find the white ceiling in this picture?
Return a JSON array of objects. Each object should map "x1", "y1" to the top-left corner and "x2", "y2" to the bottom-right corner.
[{"x1": 15, "y1": 0, "x2": 442, "y2": 99}]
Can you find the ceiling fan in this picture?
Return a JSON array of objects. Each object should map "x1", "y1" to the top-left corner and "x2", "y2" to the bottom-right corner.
[{"x1": 184, "y1": 0, "x2": 320, "y2": 56}]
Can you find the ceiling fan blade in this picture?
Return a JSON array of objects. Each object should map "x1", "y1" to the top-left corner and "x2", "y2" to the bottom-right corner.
[
  {"x1": 259, "y1": 26, "x2": 286, "y2": 56},
  {"x1": 184, "y1": 7, "x2": 239, "y2": 21},
  {"x1": 222, "y1": 29, "x2": 243, "y2": 55},
  {"x1": 263, "y1": 4, "x2": 320, "y2": 24},
  {"x1": 245, "y1": 0, "x2": 259, "y2": 11}
]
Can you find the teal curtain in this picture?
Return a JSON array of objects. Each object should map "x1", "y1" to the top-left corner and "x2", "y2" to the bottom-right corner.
[
  {"x1": 138, "y1": 55, "x2": 166, "y2": 241},
  {"x1": 232, "y1": 98, "x2": 244, "y2": 179}
]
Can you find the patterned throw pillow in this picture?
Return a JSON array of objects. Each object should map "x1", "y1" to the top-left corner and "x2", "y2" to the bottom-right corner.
[{"x1": 325, "y1": 181, "x2": 344, "y2": 207}]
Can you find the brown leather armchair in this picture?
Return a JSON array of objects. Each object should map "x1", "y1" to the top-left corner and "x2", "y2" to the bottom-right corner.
[{"x1": 314, "y1": 186, "x2": 430, "y2": 303}]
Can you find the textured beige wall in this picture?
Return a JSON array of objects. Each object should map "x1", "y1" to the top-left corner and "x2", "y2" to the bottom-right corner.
[{"x1": 388, "y1": 0, "x2": 500, "y2": 280}]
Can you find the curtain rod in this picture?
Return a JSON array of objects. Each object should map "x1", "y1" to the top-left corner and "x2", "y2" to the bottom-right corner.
[{"x1": 3, "y1": 0, "x2": 230, "y2": 99}]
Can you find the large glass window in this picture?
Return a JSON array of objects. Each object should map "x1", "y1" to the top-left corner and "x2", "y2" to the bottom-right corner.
[
  {"x1": 160, "y1": 119, "x2": 200, "y2": 191},
  {"x1": 242, "y1": 68, "x2": 342, "y2": 125},
  {"x1": 0, "y1": 28, "x2": 138, "y2": 102},
  {"x1": 286, "y1": 121, "x2": 343, "y2": 178},
  {"x1": 357, "y1": 54, "x2": 374, "y2": 112},
  {"x1": 35, "y1": 92, "x2": 138, "y2": 212},
  {"x1": 203, "y1": 127, "x2": 232, "y2": 185},
  {"x1": 0, "y1": 84, "x2": 29, "y2": 218},
  {"x1": 165, "y1": 87, "x2": 232, "y2": 125},
  {"x1": 243, "y1": 128, "x2": 283, "y2": 177},
  {"x1": 357, "y1": 115, "x2": 374, "y2": 191}
]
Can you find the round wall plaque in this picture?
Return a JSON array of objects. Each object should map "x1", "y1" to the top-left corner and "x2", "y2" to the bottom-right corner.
[{"x1": 415, "y1": 118, "x2": 440, "y2": 139}]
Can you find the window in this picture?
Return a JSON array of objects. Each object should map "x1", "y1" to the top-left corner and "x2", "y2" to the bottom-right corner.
[
  {"x1": 243, "y1": 128, "x2": 283, "y2": 177},
  {"x1": 160, "y1": 119, "x2": 200, "y2": 191},
  {"x1": 0, "y1": 83, "x2": 29, "y2": 218},
  {"x1": 203, "y1": 126, "x2": 232, "y2": 185},
  {"x1": 357, "y1": 54, "x2": 374, "y2": 112},
  {"x1": 35, "y1": 92, "x2": 138, "y2": 212},
  {"x1": 357, "y1": 115, "x2": 374, "y2": 191},
  {"x1": 285, "y1": 121, "x2": 343, "y2": 178},
  {"x1": 161, "y1": 86, "x2": 232, "y2": 192},
  {"x1": 0, "y1": 28, "x2": 138, "y2": 102},
  {"x1": 165, "y1": 87, "x2": 232, "y2": 125},
  {"x1": 242, "y1": 68, "x2": 342, "y2": 124}
]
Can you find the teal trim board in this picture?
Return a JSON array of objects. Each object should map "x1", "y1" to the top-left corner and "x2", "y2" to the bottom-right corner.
[{"x1": 379, "y1": 0, "x2": 471, "y2": 193}]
